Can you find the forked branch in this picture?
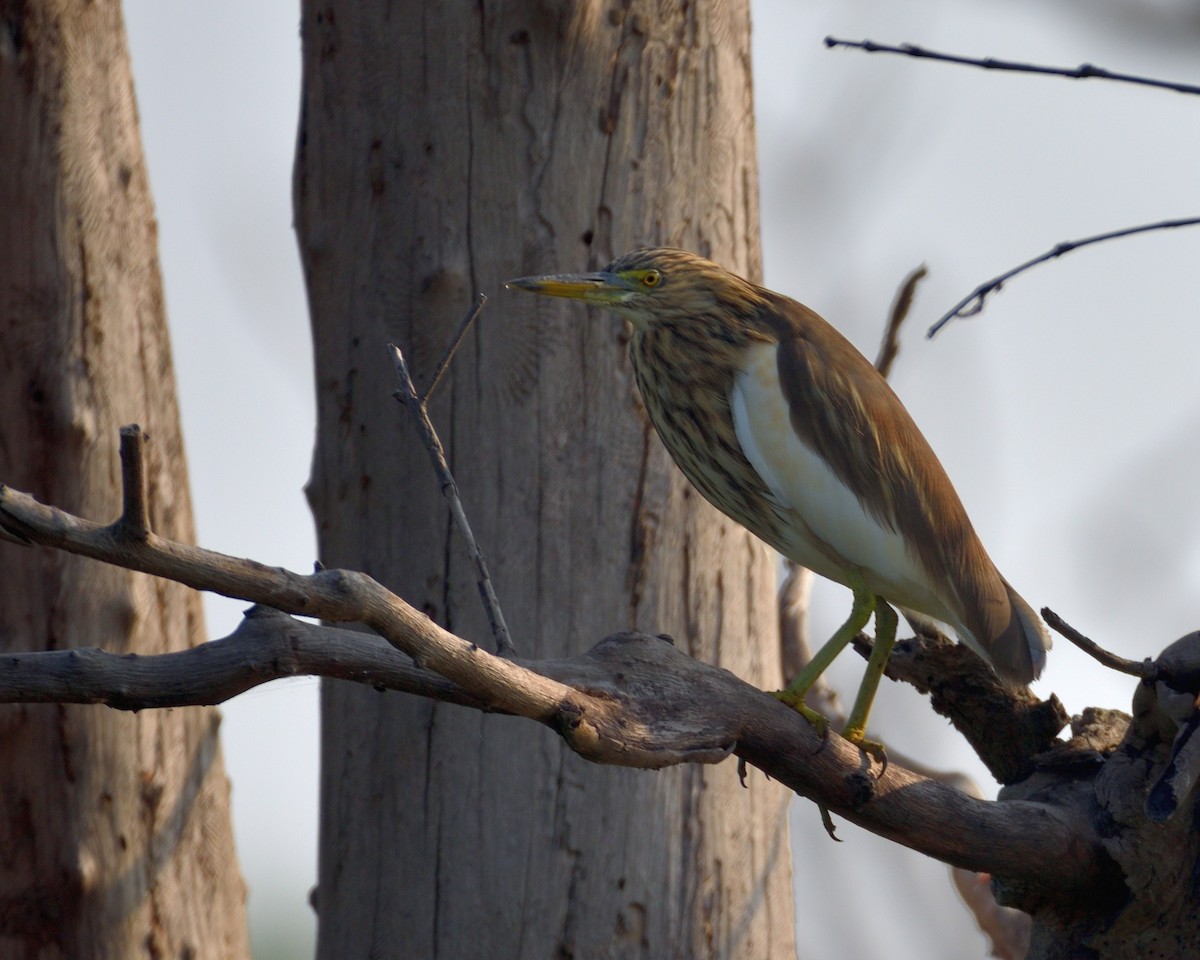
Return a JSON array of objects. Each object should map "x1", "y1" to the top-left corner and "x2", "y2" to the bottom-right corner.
[
  {"x1": 390, "y1": 294, "x2": 516, "y2": 657},
  {"x1": 0, "y1": 428, "x2": 1117, "y2": 912}
]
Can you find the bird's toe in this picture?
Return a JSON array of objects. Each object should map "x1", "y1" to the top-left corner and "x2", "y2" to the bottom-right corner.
[
  {"x1": 843, "y1": 727, "x2": 888, "y2": 775},
  {"x1": 773, "y1": 690, "x2": 832, "y2": 741}
]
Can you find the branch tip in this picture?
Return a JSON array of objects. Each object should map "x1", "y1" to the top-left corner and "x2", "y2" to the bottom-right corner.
[
  {"x1": 115, "y1": 423, "x2": 150, "y2": 540},
  {"x1": 929, "y1": 217, "x2": 1200, "y2": 337},
  {"x1": 390, "y1": 314, "x2": 516, "y2": 658},
  {"x1": 817, "y1": 803, "x2": 841, "y2": 842},
  {"x1": 875, "y1": 263, "x2": 928, "y2": 378},
  {"x1": 1041, "y1": 607, "x2": 1152, "y2": 678},
  {"x1": 421, "y1": 292, "x2": 487, "y2": 404}
]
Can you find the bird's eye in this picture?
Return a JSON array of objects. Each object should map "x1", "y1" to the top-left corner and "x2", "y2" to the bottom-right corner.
[{"x1": 641, "y1": 270, "x2": 662, "y2": 288}]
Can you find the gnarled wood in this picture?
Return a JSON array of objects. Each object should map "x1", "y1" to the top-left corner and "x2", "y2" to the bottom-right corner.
[
  {"x1": 5, "y1": 440, "x2": 1198, "y2": 955},
  {"x1": 0, "y1": 484, "x2": 1125, "y2": 916}
]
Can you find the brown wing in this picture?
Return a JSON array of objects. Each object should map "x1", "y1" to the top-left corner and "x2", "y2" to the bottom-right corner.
[{"x1": 760, "y1": 293, "x2": 1042, "y2": 680}]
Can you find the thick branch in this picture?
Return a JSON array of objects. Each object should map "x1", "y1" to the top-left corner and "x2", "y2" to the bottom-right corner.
[
  {"x1": 0, "y1": 484, "x2": 577, "y2": 726},
  {"x1": 870, "y1": 631, "x2": 1069, "y2": 784},
  {"x1": 0, "y1": 481, "x2": 1118, "y2": 911},
  {"x1": 0, "y1": 612, "x2": 1116, "y2": 911},
  {"x1": 0, "y1": 606, "x2": 486, "y2": 711}
]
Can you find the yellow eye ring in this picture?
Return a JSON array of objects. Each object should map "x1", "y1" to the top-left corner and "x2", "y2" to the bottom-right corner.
[{"x1": 641, "y1": 270, "x2": 662, "y2": 288}]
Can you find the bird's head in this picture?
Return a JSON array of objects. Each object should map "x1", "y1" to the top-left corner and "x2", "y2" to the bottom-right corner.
[{"x1": 507, "y1": 247, "x2": 766, "y2": 332}]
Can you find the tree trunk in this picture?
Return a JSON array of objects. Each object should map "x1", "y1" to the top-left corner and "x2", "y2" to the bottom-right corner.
[
  {"x1": 296, "y1": 2, "x2": 796, "y2": 957},
  {"x1": 0, "y1": 1, "x2": 249, "y2": 956}
]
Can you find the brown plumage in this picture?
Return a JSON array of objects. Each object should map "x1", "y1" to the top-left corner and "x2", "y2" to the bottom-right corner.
[{"x1": 508, "y1": 247, "x2": 1048, "y2": 746}]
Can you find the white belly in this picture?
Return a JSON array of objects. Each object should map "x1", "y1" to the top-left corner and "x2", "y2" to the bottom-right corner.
[{"x1": 730, "y1": 342, "x2": 951, "y2": 620}]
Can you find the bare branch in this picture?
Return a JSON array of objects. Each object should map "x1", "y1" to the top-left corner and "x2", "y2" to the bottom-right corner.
[
  {"x1": 0, "y1": 468, "x2": 1121, "y2": 908},
  {"x1": 391, "y1": 343, "x2": 516, "y2": 657},
  {"x1": 928, "y1": 217, "x2": 1200, "y2": 337},
  {"x1": 824, "y1": 37, "x2": 1200, "y2": 97},
  {"x1": 1043, "y1": 607, "x2": 1153, "y2": 679},
  {"x1": 116, "y1": 424, "x2": 150, "y2": 539},
  {"x1": 0, "y1": 622, "x2": 1112, "y2": 909},
  {"x1": 421, "y1": 293, "x2": 486, "y2": 404},
  {"x1": 874, "y1": 263, "x2": 927, "y2": 379},
  {"x1": 0, "y1": 606, "x2": 483, "y2": 710},
  {"x1": 0, "y1": 481, "x2": 551, "y2": 721},
  {"x1": 869, "y1": 631, "x2": 1069, "y2": 784}
]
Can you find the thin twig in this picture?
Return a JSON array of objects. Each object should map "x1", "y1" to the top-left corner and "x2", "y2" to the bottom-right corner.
[
  {"x1": 824, "y1": 37, "x2": 1200, "y2": 97},
  {"x1": 927, "y1": 217, "x2": 1200, "y2": 337},
  {"x1": 422, "y1": 293, "x2": 487, "y2": 404},
  {"x1": 391, "y1": 344, "x2": 516, "y2": 657},
  {"x1": 1042, "y1": 607, "x2": 1152, "y2": 678},
  {"x1": 875, "y1": 264, "x2": 927, "y2": 378},
  {"x1": 115, "y1": 424, "x2": 150, "y2": 540}
]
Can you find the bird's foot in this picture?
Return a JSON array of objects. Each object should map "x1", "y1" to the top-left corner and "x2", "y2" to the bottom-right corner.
[
  {"x1": 842, "y1": 725, "x2": 888, "y2": 775},
  {"x1": 772, "y1": 690, "x2": 831, "y2": 740}
]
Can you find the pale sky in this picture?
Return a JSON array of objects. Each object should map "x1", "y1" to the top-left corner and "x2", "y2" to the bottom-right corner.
[{"x1": 122, "y1": 1, "x2": 1200, "y2": 956}]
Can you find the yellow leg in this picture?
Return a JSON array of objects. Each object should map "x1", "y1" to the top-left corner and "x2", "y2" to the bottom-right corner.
[
  {"x1": 842, "y1": 600, "x2": 897, "y2": 767},
  {"x1": 775, "y1": 572, "x2": 875, "y2": 737}
]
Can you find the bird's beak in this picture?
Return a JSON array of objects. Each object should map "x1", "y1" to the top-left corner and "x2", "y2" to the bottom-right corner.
[{"x1": 505, "y1": 271, "x2": 629, "y2": 305}]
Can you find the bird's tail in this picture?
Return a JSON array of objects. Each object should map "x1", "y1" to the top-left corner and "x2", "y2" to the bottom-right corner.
[{"x1": 988, "y1": 580, "x2": 1051, "y2": 685}]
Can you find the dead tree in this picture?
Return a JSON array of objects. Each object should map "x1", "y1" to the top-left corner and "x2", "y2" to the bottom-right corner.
[
  {"x1": 290, "y1": 2, "x2": 797, "y2": 957},
  {"x1": 2, "y1": 441, "x2": 1197, "y2": 957},
  {"x1": 0, "y1": 0, "x2": 248, "y2": 955},
  {"x1": 3, "y1": 3, "x2": 1198, "y2": 958}
]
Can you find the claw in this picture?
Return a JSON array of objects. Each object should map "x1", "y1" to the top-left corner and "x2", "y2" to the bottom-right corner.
[
  {"x1": 817, "y1": 803, "x2": 841, "y2": 842},
  {"x1": 843, "y1": 727, "x2": 888, "y2": 776}
]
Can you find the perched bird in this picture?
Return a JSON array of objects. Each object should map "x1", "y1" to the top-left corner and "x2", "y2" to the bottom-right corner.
[{"x1": 507, "y1": 248, "x2": 1049, "y2": 756}]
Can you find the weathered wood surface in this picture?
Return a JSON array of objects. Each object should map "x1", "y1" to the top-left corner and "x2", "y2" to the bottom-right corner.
[
  {"x1": 294, "y1": 2, "x2": 795, "y2": 957},
  {"x1": 0, "y1": 2, "x2": 248, "y2": 955}
]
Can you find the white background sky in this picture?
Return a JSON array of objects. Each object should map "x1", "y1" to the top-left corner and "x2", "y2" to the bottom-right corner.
[{"x1": 121, "y1": 1, "x2": 1200, "y2": 957}]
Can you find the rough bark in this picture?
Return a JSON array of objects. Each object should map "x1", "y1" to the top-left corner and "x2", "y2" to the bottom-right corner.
[
  {"x1": 294, "y1": 2, "x2": 795, "y2": 957},
  {"x1": 0, "y1": 1, "x2": 249, "y2": 956},
  {"x1": 4, "y1": 474, "x2": 1198, "y2": 958}
]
